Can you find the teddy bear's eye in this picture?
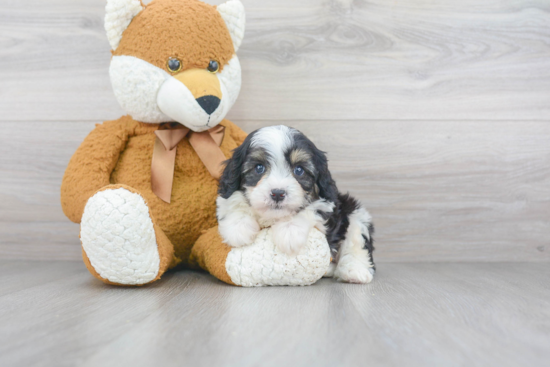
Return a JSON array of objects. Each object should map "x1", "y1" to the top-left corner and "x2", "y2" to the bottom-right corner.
[
  {"x1": 207, "y1": 60, "x2": 219, "y2": 73},
  {"x1": 167, "y1": 58, "x2": 182, "y2": 73}
]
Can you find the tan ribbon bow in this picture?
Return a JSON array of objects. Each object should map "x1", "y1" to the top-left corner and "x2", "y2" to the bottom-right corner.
[{"x1": 151, "y1": 123, "x2": 226, "y2": 203}]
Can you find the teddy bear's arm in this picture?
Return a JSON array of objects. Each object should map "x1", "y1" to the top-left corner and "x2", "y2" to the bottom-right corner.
[
  {"x1": 222, "y1": 119, "x2": 248, "y2": 146},
  {"x1": 60, "y1": 119, "x2": 132, "y2": 223}
]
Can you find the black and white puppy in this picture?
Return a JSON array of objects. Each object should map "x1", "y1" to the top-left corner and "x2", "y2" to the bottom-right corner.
[{"x1": 217, "y1": 125, "x2": 375, "y2": 283}]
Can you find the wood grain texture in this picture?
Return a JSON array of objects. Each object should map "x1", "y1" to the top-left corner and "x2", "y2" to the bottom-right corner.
[
  {"x1": 1, "y1": 120, "x2": 549, "y2": 262},
  {"x1": 0, "y1": 261, "x2": 549, "y2": 367},
  {"x1": 0, "y1": 0, "x2": 549, "y2": 122},
  {"x1": 1, "y1": 0, "x2": 549, "y2": 262}
]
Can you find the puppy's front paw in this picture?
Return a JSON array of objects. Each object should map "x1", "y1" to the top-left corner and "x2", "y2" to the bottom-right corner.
[
  {"x1": 334, "y1": 256, "x2": 375, "y2": 284},
  {"x1": 271, "y1": 217, "x2": 311, "y2": 256},
  {"x1": 219, "y1": 214, "x2": 260, "y2": 248}
]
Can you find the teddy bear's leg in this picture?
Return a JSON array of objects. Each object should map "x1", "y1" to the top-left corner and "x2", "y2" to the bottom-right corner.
[
  {"x1": 188, "y1": 227, "x2": 236, "y2": 285},
  {"x1": 189, "y1": 226, "x2": 331, "y2": 287},
  {"x1": 80, "y1": 184, "x2": 177, "y2": 286}
]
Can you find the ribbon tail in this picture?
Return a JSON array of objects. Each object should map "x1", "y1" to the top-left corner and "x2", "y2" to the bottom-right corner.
[
  {"x1": 151, "y1": 137, "x2": 178, "y2": 203},
  {"x1": 208, "y1": 125, "x2": 226, "y2": 147},
  {"x1": 189, "y1": 132, "x2": 227, "y2": 180}
]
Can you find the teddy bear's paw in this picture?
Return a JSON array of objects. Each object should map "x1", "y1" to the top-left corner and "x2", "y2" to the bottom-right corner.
[
  {"x1": 225, "y1": 228, "x2": 331, "y2": 287},
  {"x1": 80, "y1": 188, "x2": 161, "y2": 285},
  {"x1": 334, "y1": 255, "x2": 375, "y2": 284}
]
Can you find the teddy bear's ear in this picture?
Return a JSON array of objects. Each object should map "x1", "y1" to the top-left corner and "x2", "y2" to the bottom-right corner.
[
  {"x1": 105, "y1": 0, "x2": 144, "y2": 50},
  {"x1": 217, "y1": 0, "x2": 246, "y2": 53}
]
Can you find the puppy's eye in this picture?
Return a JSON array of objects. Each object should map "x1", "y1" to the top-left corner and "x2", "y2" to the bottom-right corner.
[
  {"x1": 167, "y1": 58, "x2": 182, "y2": 73},
  {"x1": 207, "y1": 60, "x2": 219, "y2": 73},
  {"x1": 255, "y1": 164, "x2": 265, "y2": 174},
  {"x1": 294, "y1": 166, "x2": 305, "y2": 176}
]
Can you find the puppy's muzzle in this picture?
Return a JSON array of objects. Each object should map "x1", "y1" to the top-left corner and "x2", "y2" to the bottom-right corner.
[{"x1": 271, "y1": 189, "x2": 286, "y2": 203}]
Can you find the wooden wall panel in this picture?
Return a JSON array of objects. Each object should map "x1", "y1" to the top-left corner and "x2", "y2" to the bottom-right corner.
[
  {"x1": 1, "y1": 121, "x2": 548, "y2": 262},
  {"x1": 0, "y1": 0, "x2": 549, "y2": 122},
  {"x1": 1, "y1": 0, "x2": 549, "y2": 261}
]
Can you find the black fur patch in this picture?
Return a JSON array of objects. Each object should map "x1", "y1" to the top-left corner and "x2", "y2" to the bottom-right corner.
[
  {"x1": 319, "y1": 194, "x2": 375, "y2": 267},
  {"x1": 241, "y1": 149, "x2": 271, "y2": 189},
  {"x1": 284, "y1": 130, "x2": 339, "y2": 204},
  {"x1": 324, "y1": 194, "x2": 358, "y2": 253},
  {"x1": 218, "y1": 130, "x2": 257, "y2": 199}
]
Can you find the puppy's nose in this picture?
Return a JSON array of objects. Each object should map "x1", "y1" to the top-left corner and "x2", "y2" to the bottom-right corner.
[
  {"x1": 271, "y1": 189, "x2": 286, "y2": 203},
  {"x1": 196, "y1": 95, "x2": 221, "y2": 115}
]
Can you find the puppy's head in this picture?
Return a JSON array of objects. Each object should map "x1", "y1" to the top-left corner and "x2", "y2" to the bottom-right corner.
[{"x1": 219, "y1": 126, "x2": 338, "y2": 220}]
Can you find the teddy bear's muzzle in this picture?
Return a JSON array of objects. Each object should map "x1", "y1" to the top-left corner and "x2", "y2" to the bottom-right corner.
[
  {"x1": 196, "y1": 95, "x2": 221, "y2": 115},
  {"x1": 157, "y1": 68, "x2": 226, "y2": 132}
]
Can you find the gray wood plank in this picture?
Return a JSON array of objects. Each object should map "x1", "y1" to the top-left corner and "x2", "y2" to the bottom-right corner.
[
  {"x1": 0, "y1": 261, "x2": 548, "y2": 367},
  {"x1": 2, "y1": 120, "x2": 549, "y2": 262},
  {"x1": 1, "y1": 0, "x2": 549, "y2": 122},
  {"x1": 0, "y1": 261, "x2": 199, "y2": 367},
  {"x1": 344, "y1": 263, "x2": 550, "y2": 367},
  {"x1": 0, "y1": 260, "x2": 83, "y2": 297},
  {"x1": 0, "y1": 222, "x2": 81, "y2": 260}
]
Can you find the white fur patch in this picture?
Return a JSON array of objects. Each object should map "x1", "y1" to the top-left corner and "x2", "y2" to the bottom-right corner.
[
  {"x1": 110, "y1": 55, "x2": 172, "y2": 123},
  {"x1": 105, "y1": 0, "x2": 143, "y2": 50},
  {"x1": 324, "y1": 262, "x2": 337, "y2": 278},
  {"x1": 217, "y1": 0, "x2": 246, "y2": 52},
  {"x1": 217, "y1": 192, "x2": 260, "y2": 248},
  {"x1": 80, "y1": 188, "x2": 161, "y2": 285},
  {"x1": 271, "y1": 214, "x2": 312, "y2": 255},
  {"x1": 271, "y1": 199, "x2": 334, "y2": 255},
  {"x1": 225, "y1": 228, "x2": 331, "y2": 287},
  {"x1": 334, "y1": 208, "x2": 375, "y2": 284},
  {"x1": 250, "y1": 125, "x2": 295, "y2": 160},
  {"x1": 217, "y1": 56, "x2": 242, "y2": 116},
  {"x1": 246, "y1": 126, "x2": 307, "y2": 219}
]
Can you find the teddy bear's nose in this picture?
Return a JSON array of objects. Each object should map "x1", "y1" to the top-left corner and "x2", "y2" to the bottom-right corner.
[{"x1": 196, "y1": 95, "x2": 221, "y2": 115}]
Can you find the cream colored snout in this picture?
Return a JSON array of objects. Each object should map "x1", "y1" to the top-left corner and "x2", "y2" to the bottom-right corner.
[{"x1": 157, "y1": 69, "x2": 225, "y2": 132}]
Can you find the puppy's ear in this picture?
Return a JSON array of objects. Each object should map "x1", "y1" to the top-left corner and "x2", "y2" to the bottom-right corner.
[
  {"x1": 311, "y1": 146, "x2": 338, "y2": 203},
  {"x1": 218, "y1": 131, "x2": 254, "y2": 199}
]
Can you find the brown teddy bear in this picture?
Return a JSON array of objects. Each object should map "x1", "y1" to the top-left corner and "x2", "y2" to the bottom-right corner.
[{"x1": 61, "y1": 0, "x2": 331, "y2": 287}]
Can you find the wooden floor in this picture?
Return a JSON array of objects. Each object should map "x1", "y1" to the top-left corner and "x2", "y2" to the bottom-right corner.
[{"x1": 0, "y1": 261, "x2": 548, "y2": 367}]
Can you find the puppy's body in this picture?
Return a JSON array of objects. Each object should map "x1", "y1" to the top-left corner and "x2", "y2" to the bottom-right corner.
[{"x1": 217, "y1": 126, "x2": 375, "y2": 283}]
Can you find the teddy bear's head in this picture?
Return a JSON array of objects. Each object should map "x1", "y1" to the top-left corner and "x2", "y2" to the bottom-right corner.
[{"x1": 106, "y1": 0, "x2": 245, "y2": 132}]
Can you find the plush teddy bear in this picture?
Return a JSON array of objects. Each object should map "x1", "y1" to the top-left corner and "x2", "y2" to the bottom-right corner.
[{"x1": 60, "y1": 0, "x2": 331, "y2": 287}]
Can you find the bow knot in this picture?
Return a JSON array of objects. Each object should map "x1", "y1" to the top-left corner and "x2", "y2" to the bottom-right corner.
[{"x1": 151, "y1": 123, "x2": 226, "y2": 203}]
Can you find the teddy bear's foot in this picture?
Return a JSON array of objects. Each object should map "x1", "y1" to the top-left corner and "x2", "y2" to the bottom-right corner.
[
  {"x1": 191, "y1": 226, "x2": 331, "y2": 287},
  {"x1": 80, "y1": 185, "x2": 174, "y2": 286}
]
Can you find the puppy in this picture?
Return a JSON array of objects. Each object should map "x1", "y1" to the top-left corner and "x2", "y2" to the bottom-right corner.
[{"x1": 216, "y1": 125, "x2": 375, "y2": 284}]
